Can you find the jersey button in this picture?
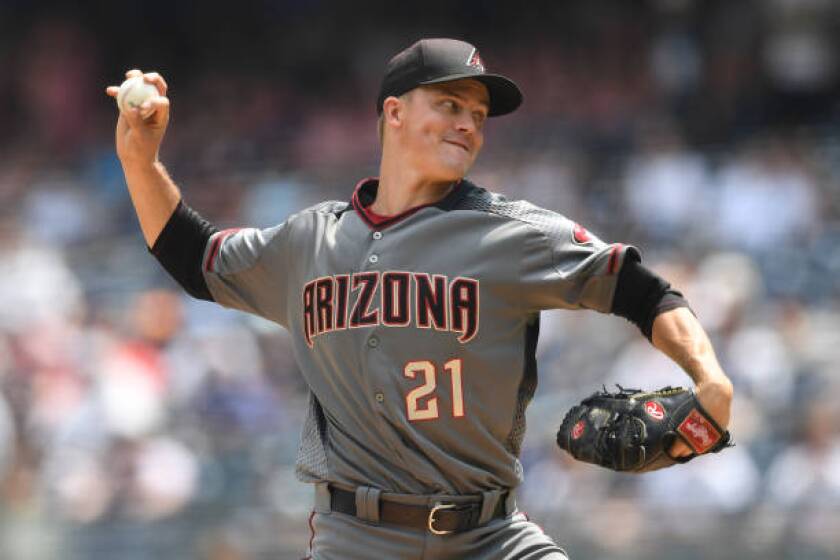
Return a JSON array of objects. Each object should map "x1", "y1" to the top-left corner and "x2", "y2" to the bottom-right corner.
[
  {"x1": 367, "y1": 336, "x2": 379, "y2": 348},
  {"x1": 369, "y1": 254, "x2": 379, "y2": 264},
  {"x1": 373, "y1": 231, "x2": 383, "y2": 240},
  {"x1": 374, "y1": 392, "x2": 385, "y2": 403}
]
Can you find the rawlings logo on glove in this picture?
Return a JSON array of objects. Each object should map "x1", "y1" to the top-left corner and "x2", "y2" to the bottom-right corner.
[{"x1": 556, "y1": 386, "x2": 733, "y2": 472}]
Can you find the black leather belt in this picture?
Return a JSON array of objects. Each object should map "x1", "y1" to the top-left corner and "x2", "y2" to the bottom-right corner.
[{"x1": 329, "y1": 486, "x2": 507, "y2": 535}]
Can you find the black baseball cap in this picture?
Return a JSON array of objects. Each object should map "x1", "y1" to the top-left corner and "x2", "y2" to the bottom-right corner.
[{"x1": 377, "y1": 38, "x2": 523, "y2": 117}]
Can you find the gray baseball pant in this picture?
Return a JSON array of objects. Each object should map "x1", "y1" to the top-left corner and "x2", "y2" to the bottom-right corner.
[{"x1": 304, "y1": 483, "x2": 569, "y2": 560}]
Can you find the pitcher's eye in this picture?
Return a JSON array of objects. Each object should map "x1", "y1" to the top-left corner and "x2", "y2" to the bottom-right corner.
[{"x1": 441, "y1": 99, "x2": 460, "y2": 113}]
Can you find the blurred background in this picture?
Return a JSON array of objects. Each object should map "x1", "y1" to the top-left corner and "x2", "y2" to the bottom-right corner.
[{"x1": 1, "y1": 0, "x2": 840, "y2": 558}]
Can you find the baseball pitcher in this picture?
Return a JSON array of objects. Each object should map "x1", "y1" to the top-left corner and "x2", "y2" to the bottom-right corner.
[{"x1": 107, "y1": 38, "x2": 734, "y2": 559}]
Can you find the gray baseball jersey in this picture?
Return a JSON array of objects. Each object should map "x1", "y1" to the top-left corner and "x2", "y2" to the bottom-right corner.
[{"x1": 201, "y1": 178, "x2": 635, "y2": 495}]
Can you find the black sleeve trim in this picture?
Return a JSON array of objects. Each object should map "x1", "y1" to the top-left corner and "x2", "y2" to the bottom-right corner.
[
  {"x1": 149, "y1": 200, "x2": 219, "y2": 301},
  {"x1": 611, "y1": 257, "x2": 690, "y2": 341}
]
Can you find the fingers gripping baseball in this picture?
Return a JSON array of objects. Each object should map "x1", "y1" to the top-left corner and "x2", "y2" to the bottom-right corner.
[{"x1": 105, "y1": 69, "x2": 171, "y2": 165}]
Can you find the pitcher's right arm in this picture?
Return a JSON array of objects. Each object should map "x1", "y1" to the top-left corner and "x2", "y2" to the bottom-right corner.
[
  {"x1": 107, "y1": 70, "x2": 293, "y2": 323},
  {"x1": 106, "y1": 69, "x2": 179, "y2": 248}
]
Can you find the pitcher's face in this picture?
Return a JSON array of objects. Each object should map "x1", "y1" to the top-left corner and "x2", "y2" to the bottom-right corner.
[{"x1": 397, "y1": 79, "x2": 490, "y2": 182}]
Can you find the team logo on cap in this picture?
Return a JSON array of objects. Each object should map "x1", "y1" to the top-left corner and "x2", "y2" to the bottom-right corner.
[{"x1": 467, "y1": 48, "x2": 485, "y2": 72}]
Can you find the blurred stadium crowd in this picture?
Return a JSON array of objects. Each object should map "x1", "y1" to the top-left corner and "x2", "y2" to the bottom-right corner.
[{"x1": 1, "y1": 1, "x2": 840, "y2": 559}]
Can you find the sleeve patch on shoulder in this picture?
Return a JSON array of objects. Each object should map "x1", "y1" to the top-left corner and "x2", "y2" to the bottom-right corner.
[{"x1": 572, "y1": 223, "x2": 592, "y2": 245}]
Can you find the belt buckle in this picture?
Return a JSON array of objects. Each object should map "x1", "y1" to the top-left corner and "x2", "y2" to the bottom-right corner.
[{"x1": 428, "y1": 502, "x2": 456, "y2": 535}]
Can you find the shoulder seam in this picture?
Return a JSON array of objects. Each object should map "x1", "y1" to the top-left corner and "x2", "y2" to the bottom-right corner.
[
  {"x1": 458, "y1": 189, "x2": 562, "y2": 244},
  {"x1": 456, "y1": 188, "x2": 558, "y2": 317},
  {"x1": 312, "y1": 200, "x2": 349, "y2": 215}
]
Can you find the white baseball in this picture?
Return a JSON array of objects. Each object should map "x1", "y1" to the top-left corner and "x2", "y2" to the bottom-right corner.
[{"x1": 116, "y1": 76, "x2": 159, "y2": 114}]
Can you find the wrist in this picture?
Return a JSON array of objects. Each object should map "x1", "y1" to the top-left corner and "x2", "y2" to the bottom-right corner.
[
  {"x1": 698, "y1": 377, "x2": 734, "y2": 397},
  {"x1": 694, "y1": 377, "x2": 733, "y2": 431}
]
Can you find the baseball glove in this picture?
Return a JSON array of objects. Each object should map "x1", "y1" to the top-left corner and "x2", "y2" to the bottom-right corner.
[{"x1": 556, "y1": 385, "x2": 732, "y2": 472}]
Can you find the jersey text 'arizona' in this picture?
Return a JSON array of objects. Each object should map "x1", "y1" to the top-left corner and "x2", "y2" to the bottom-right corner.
[{"x1": 302, "y1": 271, "x2": 479, "y2": 347}]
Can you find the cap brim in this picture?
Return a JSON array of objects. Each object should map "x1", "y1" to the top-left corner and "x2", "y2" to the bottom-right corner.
[{"x1": 419, "y1": 73, "x2": 523, "y2": 117}]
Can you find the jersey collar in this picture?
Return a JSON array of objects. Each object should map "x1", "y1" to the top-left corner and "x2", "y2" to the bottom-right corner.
[{"x1": 350, "y1": 177, "x2": 466, "y2": 230}]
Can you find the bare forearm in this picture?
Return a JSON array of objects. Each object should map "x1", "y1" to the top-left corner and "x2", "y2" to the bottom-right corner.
[
  {"x1": 122, "y1": 160, "x2": 181, "y2": 248},
  {"x1": 651, "y1": 307, "x2": 733, "y2": 436},
  {"x1": 651, "y1": 307, "x2": 728, "y2": 385},
  {"x1": 106, "y1": 69, "x2": 177, "y2": 247}
]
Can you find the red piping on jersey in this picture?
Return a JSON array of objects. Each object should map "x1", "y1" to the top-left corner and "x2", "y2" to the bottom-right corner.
[
  {"x1": 364, "y1": 205, "x2": 395, "y2": 226},
  {"x1": 307, "y1": 510, "x2": 316, "y2": 556},
  {"x1": 607, "y1": 243, "x2": 623, "y2": 275},
  {"x1": 351, "y1": 177, "x2": 463, "y2": 230},
  {"x1": 203, "y1": 228, "x2": 242, "y2": 272}
]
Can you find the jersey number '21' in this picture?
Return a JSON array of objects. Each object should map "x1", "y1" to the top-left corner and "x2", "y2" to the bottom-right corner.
[{"x1": 404, "y1": 359, "x2": 464, "y2": 421}]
